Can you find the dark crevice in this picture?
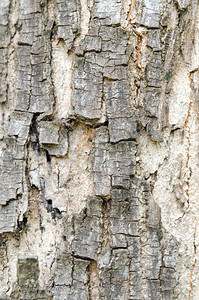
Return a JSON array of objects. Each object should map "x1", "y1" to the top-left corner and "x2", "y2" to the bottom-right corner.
[
  {"x1": 45, "y1": 199, "x2": 62, "y2": 219},
  {"x1": 46, "y1": 150, "x2": 52, "y2": 163},
  {"x1": 72, "y1": 254, "x2": 93, "y2": 262},
  {"x1": 29, "y1": 114, "x2": 41, "y2": 153}
]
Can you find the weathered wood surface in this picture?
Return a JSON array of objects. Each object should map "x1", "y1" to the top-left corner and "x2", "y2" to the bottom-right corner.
[{"x1": 0, "y1": 0, "x2": 199, "y2": 299}]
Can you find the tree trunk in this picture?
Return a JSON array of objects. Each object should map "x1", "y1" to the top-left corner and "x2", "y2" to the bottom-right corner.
[{"x1": 0, "y1": 0, "x2": 198, "y2": 299}]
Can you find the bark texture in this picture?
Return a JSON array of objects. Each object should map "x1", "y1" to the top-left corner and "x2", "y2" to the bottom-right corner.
[{"x1": 0, "y1": 0, "x2": 199, "y2": 299}]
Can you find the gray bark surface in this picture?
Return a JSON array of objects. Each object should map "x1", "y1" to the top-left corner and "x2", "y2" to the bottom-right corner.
[{"x1": 0, "y1": 0, "x2": 198, "y2": 299}]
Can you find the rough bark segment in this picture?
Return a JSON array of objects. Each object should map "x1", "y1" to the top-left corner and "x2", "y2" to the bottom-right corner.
[
  {"x1": 0, "y1": 0, "x2": 199, "y2": 299},
  {"x1": 72, "y1": 18, "x2": 137, "y2": 141},
  {"x1": 55, "y1": 0, "x2": 81, "y2": 50},
  {"x1": 140, "y1": 0, "x2": 162, "y2": 28},
  {"x1": 39, "y1": 121, "x2": 68, "y2": 157},
  {"x1": 72, "y1": 56, "x2": 103, "y2": 120},
  {"x1": 93, "y1": 0, "x2": 122, "y2": 25},
  {"x1": 93, "y1": 127, "x2": 136, "y2": 196},
  {"x1": 0, "y1": 0, "x2": 10, "y2": 103}
]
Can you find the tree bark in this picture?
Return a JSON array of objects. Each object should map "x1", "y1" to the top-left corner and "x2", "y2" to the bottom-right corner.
[{"x1": 0, "y1": 0, "x2": 198, "y2": 299}]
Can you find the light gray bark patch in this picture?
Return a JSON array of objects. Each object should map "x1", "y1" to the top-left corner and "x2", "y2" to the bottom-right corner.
[
  {"x1": 39, "y1": 121, "x2": 68, "y2": 157},
  {"x1": 9, "y1": 112, "x2": 33, "y2": 144},
  {"x1": 147, "y1": 29, "x2": 161, "y2": 51},
  {"x1": 72, "y1": 198, "x2": 103, "y2": 260},
  {"x1": 55, "y1": 0, "x2": 81, "y2": 50},
  {"x1": 54, "y1": 255, "x2": 73, "y2": 286},
  {"x1": 11, "y1": 257, "x2": 53, "y2": 299},
  {"x1": 141, "y1": 0, "x2": 162, "y2": 28},
  {"x1": 72, "y1": 56, "x2": 103, "y2": 120},
  {"x1": 93, "y1": 0, "x2": 122, "y2": 25},
  {"x1": 0, "y1": 0, "x2": 10, "y2": 103},
  {"x1": 104, "y1": 79, "x2": 137, "y2": 142},
  {"x1": 29, "y1": 35, "x2": 54, "y2": 113},
  {"x1": 176, "y1": 0, "x2": 190, "y2": 10},
  {"x1": 0, "y1": 150, "x2": 23, "y2": 206},
  {"x1": 0, "y1": 48, "x2": 8, "y2": 103},
  {"x1": 93, "y1": 127, "x2": 136, "y2": 196},
  {"x1": 0, "y1": 200, "x2": 18, "y2": 233},
  {"x1": 72, "y1": 23, "x2": 137, "y2": 140}
]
